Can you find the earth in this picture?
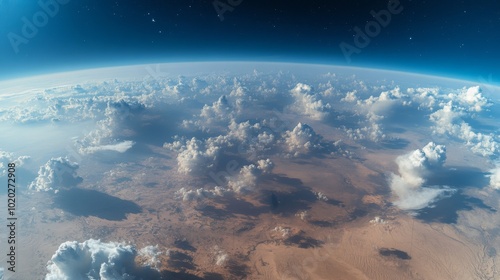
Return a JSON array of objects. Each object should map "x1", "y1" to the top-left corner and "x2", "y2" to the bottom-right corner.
[{"x1": 0, "y1": 62, "x2": 500, "y2": 280}]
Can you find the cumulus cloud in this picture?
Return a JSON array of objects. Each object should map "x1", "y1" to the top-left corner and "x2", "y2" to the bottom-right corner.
[
  {"x1": 175, "y1": 186, "x2": 229, "y2": 201},
  {"x1": 194, "y1": 95, "x2": 234, "y2": 130},
  {"x1": 282, "y1": 123, "x2": 322, "y2": 157},
  {"x1": 344, "y1": 87, "x2": 408, "y2": 142},
  {"x1": 344, "y1": 112, "x2": 386, "y2": 141},
  {"x1": 256, "y1": 158, "x2": 274, "y2": 173},
  {"x1": 166, "y1": 118, "x2": 275, "y2": 175},
  {"x1": 29, "y1": 157, "x2": 82, "y2": 192},
  {"x1": 174, "y1": 159, "x2": 273, "y2": 200},
  {"x1": 341, "y1": 90, "x2": 358, "y2": 102},
  {"x1": 389, "y1": 142, "x2": 453, "y2": 210},
  {"x1": 289, "y1": 83, "x2": 331, "y2": 120},
  {"x1": 489, "y1": 165, "x2": 500, "y2": 190},
  {"x1": 46, "y1": 239, "x2": 160, "y2": 280},
  {"x1": 164, "y1": 136, "x2": 223, "y2": 174},
  {"x1": 430, "y1": 101, "x2": 498, "y2": 156},
  {"x1": 227, "y1": 165, "x2": 258, "y2": 193},
  {"x1": 212, "y1": 246, "x2": 228, "y2": 266},
  {"x1": 138, "y1": 245, "x2": 162, "y2": 270},
  {"x1": 357, "y1": 87, "x2": 407, "y2": 115},
  {"x1": 315, "y1": 192, "x2": 328, "y2": 202},
  {"x1": 454, "y1": 86, "x2": 489, "y2": 112},
  {"x1": 227, "y1": 119, "x2": 276, "y2": 160},
  {"x1": 0, "y1": 150, "x2": 30, "y2": 177},
  {"x1": 407, "y1": 87, "x2": 440, "y2": 110},
  {"x1": 76, "y1": 100, "x2": 142, "y2": 155}
]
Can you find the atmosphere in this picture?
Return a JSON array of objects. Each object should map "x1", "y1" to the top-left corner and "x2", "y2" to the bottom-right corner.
[
  {"x1": 2, "y1": 1, "x2": 500, "y2": 279},
  {"x1": 0, "y1": 0, "x2": 499, "y2": 81}
]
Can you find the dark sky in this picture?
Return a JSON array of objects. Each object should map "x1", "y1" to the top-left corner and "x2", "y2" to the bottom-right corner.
[{"x1": 0, "y1": 0, "x2": 499, "y2": 81}]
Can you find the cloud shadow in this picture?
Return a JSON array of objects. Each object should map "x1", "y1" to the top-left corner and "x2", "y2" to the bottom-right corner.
[{"x1": 53, "y1": 188, "x2": 141, "y2": 221}]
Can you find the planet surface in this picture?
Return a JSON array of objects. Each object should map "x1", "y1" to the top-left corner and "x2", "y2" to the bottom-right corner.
[{"x1": 1, "y1": 61, "x2": 500, "y2": 279}]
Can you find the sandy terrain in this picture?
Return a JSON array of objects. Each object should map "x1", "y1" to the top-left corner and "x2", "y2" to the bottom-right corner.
[{"x1": 4, "y1": 134, "x2": 500, "y2": 280}]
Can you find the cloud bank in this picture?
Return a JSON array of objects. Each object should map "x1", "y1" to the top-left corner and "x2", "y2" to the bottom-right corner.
[
  {"x1": 46, "y1": 239, "x2": 160, "y2": 280},
  {"x1": 389, "y1": 142, "x2": 453, "y2": 210}
]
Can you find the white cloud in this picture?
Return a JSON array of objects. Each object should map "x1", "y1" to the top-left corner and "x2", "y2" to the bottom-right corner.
[
  {"x1": 345, "y1": 87, "x2": 409, "y2": 142},
  {"x1": 0, "y1": 150, "x2": 30, "y2": 177},
  {"x1": 454, "y1": 86, "x2": 489, "y2": 112},
  {"x1": 489, "y1": 165, "x2": 500, "y2": 190},
  {"x1": 221, "y1": 159, "x2": 274, "y2": 193},
  {"x1": 389, "y1": 142, "x2": 453, "y2": 210},
  {"x1": 46, "y1": 239, "x2": 159, "y2": 280},
  {"x1": 282, "y1": 123, "x2": 321, "y2": 157},
  {"x1": 344, "y1": 112, "x2": 386, "y2": 142},
  {"x1": 212, "y1": 246, "x2": 228, "y2": 266},
  {"x1": 227, "y1": 119, "x2": 261, "y2": 142},
  {"x1": 76, "y1": 99, "x2": 143, "y2": 155},
  {"x1": 175, "y1": 186, "x2": 229, "y2": 201},
  {"x1": 369, "y1": 216, "x2": 387, "y2": 224},
  {"x1": 256, "y1": 158, "x2": 274, "y2": 173},
  {"x1": 429, "y1": 101, "x2": 463, "y2": 135},
  {"x1": 341, "y1": 90, "x2": 357, "y2": 102},
  {"x1": 82, "y1": 141, "x2": 135, "y2": 154},
  {"x1": 196, "y1": 95, "x2": 234, "y2": 130},
  {"x1": 289, "y1": 83, "x2": 331, "y2": 120},
  {"x1": 164, "y1": 136, "x2": 223, "y2": 175},
  {"x1": 407, "y1": 87, "x2": 440, "y2": 110},
  {"x1": 357, "y1": 87, "x2": 407, "y2": 115},
  {"x1": 138, "y1": 245, "x2": 162, "y2": 270},
  {"x1": 227, "y1": 164, "x2": 259, "y2": 193},
  {"x1": 272, "y1": 226, "x2": 291, "y2": 238},
  {"x1": 29, "y1": 157, "x2": 82, "y2": 192},
  {"x1": 315, "y1": 192, "x2": 328, "y2": 202},
  {"x1": 227, "y1": 119, "x2": 276, "y2": 160},
  {"x1": 430, "y1": 101, "x2": 498, "y2": 156}
]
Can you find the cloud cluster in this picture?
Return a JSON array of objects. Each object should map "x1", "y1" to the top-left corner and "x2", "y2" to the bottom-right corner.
[
  {"x1": 289, "y1": 83, "x2": 331, "y2": 120},
  {"x1": 389, "y1": 142, "x2": 452, "y2": 210},
  {"x1": 430, "y1": 102, "x2": 498, "y2": 156},
  {"x1": 340, "y1": 87, "x2": 410, "y2": 141},
  {"x1": 46, "y1": 239, "x2": 160, "y2": 280},
  {"x1": 29, "y1": 157, "x2": 82, "y2": 192},
  {"x1": 167, "y1": 115, "x2": 278, "y2": 176},
  {"x1": 424, "y1": 86, "x2": 497, "y2": 156},
  {"x1": 282, "y1": 123, "x2": 322, "y2": 157}
]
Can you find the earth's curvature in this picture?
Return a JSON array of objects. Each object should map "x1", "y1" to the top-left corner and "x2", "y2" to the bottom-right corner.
[{"x1": 0, "y1": 61, "x2": 500, "y2": 279}]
